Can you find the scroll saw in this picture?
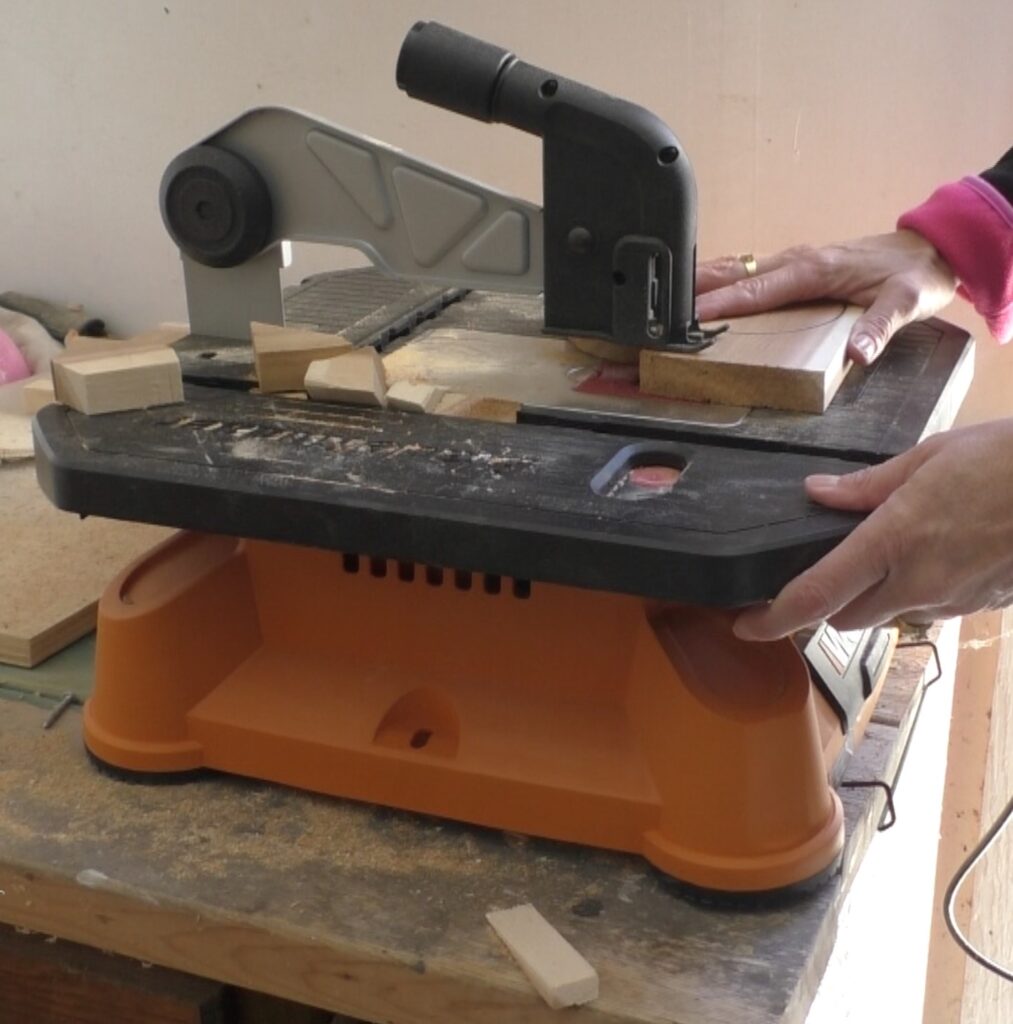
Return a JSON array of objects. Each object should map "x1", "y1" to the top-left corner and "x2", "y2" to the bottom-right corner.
[{"x1": 33, "y1": 22, "x2": 973, "y2": 896}]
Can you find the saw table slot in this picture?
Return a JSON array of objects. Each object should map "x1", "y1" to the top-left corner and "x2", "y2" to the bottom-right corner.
[{"x1": 591, "y1": 441, "x2": 688, "y2": 500}]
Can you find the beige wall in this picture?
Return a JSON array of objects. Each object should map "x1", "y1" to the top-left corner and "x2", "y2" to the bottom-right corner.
[{"x1": 2, "y1": 0, "x2": 1011, "y2": 337}]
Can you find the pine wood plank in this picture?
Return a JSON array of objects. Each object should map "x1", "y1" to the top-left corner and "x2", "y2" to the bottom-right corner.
[
  {"x1": 639, "y1": 303, "x2": 861, "y2": 413},
  {"x1": 958, "y1": 606, "x2": 1013, "y2": 1021},
  {"x1": 924, "y1": 612, "x2": 1003, "y2": 1023}
]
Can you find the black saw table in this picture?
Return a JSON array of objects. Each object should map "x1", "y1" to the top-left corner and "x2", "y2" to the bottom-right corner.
[{"x1": 34, "y1": 268, "x2": 974, "y2": 608}]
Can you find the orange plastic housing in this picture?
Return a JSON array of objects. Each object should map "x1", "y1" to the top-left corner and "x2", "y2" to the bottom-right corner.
[{"x1": 85, "y1": 530, "x2": 848, "y2": 893}]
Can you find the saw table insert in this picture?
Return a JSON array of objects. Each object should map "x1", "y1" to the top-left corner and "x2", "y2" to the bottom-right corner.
[{"x1": 32, "y1": 21, "x2": 974, "y2": 898}]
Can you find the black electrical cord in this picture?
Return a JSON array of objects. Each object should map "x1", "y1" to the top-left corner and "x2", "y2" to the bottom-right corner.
[{"x1": 944, "y1": 792, "x2": 1013, "y2": 983}]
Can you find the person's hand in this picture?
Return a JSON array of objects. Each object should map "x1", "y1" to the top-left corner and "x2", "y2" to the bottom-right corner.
[
  {"x1": 696, "y1": 231, "x2": 957, "y2": 365},
  {"x1": 733, "y1": 419, "x2": 1013, "y2": 640}
]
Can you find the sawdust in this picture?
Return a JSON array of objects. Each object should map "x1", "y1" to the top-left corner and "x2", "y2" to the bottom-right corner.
[{"x1": 0, "y1": 703, "x2": 487, "y2": 889}]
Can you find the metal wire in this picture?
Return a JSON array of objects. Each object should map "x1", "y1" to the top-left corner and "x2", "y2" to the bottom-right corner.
[{"x1": 943, "y1": 791, "x2": 1013, "y2": 983}]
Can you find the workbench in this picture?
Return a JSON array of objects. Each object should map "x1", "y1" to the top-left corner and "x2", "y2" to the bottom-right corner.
[
  {"x1": 0, "y1": 626, "x2": 951, "y2": 1024},
  {"x1": 3, "y1": 260, "x2": 978, "y2": 1020}
]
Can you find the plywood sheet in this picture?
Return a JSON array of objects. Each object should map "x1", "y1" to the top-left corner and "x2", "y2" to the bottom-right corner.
[
  {"x1": 0, "y1": 464, "x2": 171, "y2": 667},
  {"x1": 640, "y1": 303, "x2": 861, "y2": 413}
]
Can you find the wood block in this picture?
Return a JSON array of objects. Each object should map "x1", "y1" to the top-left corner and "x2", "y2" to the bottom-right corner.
[
  {"x1": 22, "y1": 374, "x2": 56, "y2": 414},
  {"x1": 386, "y1": 379, "x2": 443, "y2": 413},
  {"x1": 252, "y1": 321, "x2": 351, "y2": 393},
  {"x1": 51, "y1": 346, "x2": 183, "y2": 415},
  {"x1": 639, "y1": 302, "x2": 861, "y2": 413},
  {"x1": 0, "y1": 923, "x2": 227, "y2": 1024},
  {"x1": 304, "y1": 348, "x2": 386, "y2": 407},
  {"x1": 486, "y1": 904, "x2": 599, "y2": 1009}
]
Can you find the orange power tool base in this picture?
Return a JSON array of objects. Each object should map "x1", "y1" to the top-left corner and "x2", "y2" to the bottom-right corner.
[{"x1": 84, "y1": 530, "x2": 877, "y2": 895}]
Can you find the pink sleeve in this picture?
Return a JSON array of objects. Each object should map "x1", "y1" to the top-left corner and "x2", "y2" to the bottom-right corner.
[{"x1": 897, "y1": 177, "x2": 1013, "y2": 343}]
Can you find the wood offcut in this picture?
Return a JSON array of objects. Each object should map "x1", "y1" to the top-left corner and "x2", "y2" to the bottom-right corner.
[
  {"x1": 386, "y1": 379, "x2": 443, "y2": 413},
  {"x1": 21, "y1": 375, "x2": 56, "y2": 414},
  {"x1": 486, "y1": 903, "x2": 599, "y2": 1009},
  {"x1": 640, "y1": 303, "x2": 861, "y2": 413},
  {"x1": 252, "y1": 321, "x2": 352, "y2": 393},
  {"x1": 51, "y1": 346, "x2": 184, "y2": 416},
  {"x1": 304, "y1": 348, "x2": 387, "y2": 407}
]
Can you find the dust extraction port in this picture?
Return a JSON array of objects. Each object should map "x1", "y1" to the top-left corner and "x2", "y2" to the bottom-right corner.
[{"x1": 591, "y1": 442, "x2": 688, "y2": 501}]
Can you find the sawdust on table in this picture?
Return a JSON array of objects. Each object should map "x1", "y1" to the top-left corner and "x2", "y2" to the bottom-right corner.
[{"x1": 0, "y1": 703, "x2": 487, "y2": 887}]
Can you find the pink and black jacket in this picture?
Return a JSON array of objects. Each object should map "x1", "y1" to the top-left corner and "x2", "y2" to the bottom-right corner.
[{"x1": 898, "y1": 147, "x2": 1013, "y2": 342}]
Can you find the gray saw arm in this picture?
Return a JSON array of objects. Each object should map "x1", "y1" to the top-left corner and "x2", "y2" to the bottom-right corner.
[{"x1": 162, "y1": 107, "x2": 543, "y2": 339}]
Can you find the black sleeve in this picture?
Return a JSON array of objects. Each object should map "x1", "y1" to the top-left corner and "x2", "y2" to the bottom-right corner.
[{"x1": 981, "y1": 146, "x2": 1013, "y2": 204}]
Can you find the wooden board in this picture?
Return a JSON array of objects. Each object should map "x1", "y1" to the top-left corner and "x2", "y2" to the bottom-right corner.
[
  {"x1": 0, "y1": 464, "x2": 171, "y2": 666},
  {"x1": 640, "y1": 303, "x2": 861, "y2": 414},
  {"x1": 0, "y1": 639, "x2": 943, "y2": 1024},
  {"x1": 957, "y1": 606, "x2": 1013, "y2": 1021}
]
